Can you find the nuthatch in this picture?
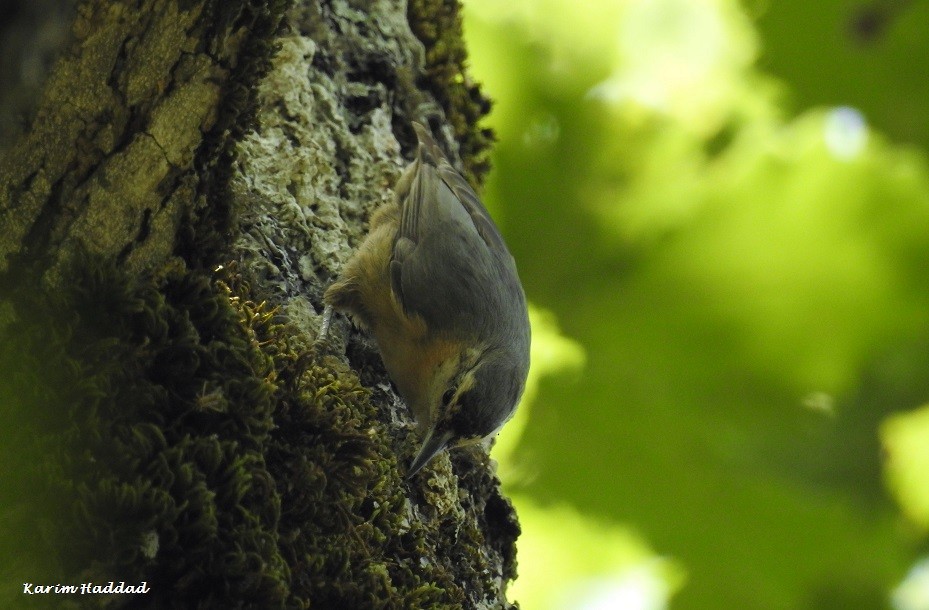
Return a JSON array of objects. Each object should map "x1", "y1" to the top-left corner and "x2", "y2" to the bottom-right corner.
[{"x1": 322, "y1": 122, "x2": 530, "y2": 477}]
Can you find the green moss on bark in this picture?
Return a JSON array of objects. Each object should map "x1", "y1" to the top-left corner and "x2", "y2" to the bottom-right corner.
[
  {"x1": 407, "y1": 0, "x2": 495, "y2": 186},
  {"x1": 1, "y1": 254, "x2": 516, "y2": 608}
]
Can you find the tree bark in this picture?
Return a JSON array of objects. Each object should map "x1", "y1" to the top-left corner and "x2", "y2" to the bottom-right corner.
[{"x1": 0, "y1": 1, "x2": 518, "y2": 608}]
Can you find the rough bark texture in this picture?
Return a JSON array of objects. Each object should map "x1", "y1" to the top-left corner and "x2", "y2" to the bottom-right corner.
[{"x1": 0, "y1": 1, "x2": 518, "y2": 608}]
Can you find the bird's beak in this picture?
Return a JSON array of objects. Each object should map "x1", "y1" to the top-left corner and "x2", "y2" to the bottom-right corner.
[{"x1": 407, "y1": 428, "x2": 454, "y2": 478}]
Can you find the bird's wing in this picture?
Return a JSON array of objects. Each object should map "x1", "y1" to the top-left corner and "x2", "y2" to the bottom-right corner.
[{"x1": 390, "y1": 123, "x2": 511, "y2": 334}]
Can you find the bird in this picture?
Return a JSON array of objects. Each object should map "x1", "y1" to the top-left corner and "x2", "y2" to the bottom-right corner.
[{"x1": 322, "y1": 121, "x2": 530, "y2": 477}]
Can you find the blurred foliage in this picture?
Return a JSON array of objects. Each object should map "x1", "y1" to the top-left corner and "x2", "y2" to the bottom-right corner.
[
  {"x1": 883, "y1": 405, "x2": 929, "y2": 531},
  {"x1": 465, "y1": 0, "x2": 929, "y2": 608},
  {"x1": 756, "y1": 0, "x2": 929, "y2": 151}
]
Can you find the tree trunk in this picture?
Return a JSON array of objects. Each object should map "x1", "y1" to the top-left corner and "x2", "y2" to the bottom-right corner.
[{"x1": 0, "y1": 1, "x2": 518, "y2": 608}]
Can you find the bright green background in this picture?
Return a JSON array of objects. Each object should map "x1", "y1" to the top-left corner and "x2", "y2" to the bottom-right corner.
[{"x1": 464, "y1": 1, "x2": 929, "y2": 608}]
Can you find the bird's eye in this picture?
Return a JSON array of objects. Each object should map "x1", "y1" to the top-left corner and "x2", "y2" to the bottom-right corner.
[{"x1": 442, "y1": 387, "x2": 456, "y2": 405}]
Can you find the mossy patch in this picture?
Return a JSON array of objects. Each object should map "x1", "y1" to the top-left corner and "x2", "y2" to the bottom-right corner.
[
  {"x1": 0, "y1": 252, "x2": 511, "y2": 608},
  {"x1": 407, "y1": 0, "x2": 495, "y2": 187}
]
